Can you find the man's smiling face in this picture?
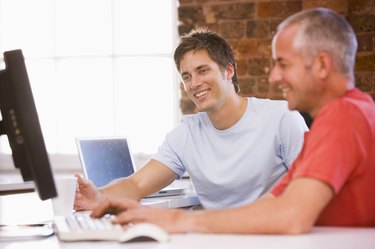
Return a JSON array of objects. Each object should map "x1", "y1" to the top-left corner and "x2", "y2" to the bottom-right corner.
[
  {"x1": 180, "y1": 49, "x2": 233, "y2": 113},
  {"x1": 269, "y1": 24, "x2": 323, "y2": 115}
]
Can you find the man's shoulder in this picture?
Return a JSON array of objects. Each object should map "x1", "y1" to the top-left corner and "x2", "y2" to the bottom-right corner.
[
  {"x1": 247, "y1": 97, "x2": 290, "y2": 114},
  {"x1": 174, "y1": 113, "x2": 208, "y2": 133},
  {"x1": 321, "y1": 89, "x2": 375, "y2": 119},
  {"x1": 248, "y1": 96, "x2": 287, "y2": 106},
  {"x1": 164, "y1": 114, "x2": 204, "y2": 146},
  {"x1": 180, "y1": 112, "x2": 206, "y2": 123}
]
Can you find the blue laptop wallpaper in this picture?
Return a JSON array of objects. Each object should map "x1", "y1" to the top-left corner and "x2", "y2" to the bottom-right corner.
[{"x1": 77, "y1": 138, "x2": 135, "y2": 188}]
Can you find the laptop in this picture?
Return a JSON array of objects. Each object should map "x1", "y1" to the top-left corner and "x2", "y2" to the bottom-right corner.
[{"x1": 75, "y1": 137, "x2": 186, "y2": 198}]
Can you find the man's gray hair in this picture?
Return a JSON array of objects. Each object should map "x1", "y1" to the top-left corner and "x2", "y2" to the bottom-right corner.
[{"x1": 277, "y1": 8, "x2": 357, "y2": 79}]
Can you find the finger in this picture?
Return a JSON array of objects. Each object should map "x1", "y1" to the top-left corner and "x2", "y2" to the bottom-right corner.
[
  {"x1": 91, "y1": 198, "x2": 141, "y2": 218},
  {"x1": 91, "y1": 198, "x2": 123, "y2": 218},
  {"x1": 75, "y1": 173, "x2": 89, "y2": 187},
  {"x1": 112, "y1": 208, "x2": 149, "y2": 225},
  {"x1": 113, "y1": 207, "x2": 157, "y2": 225},
  {"x1": 91, "y1": 199, "x2": 110, "y2": 218},
  {"x1": 73, "y1": 192, "x2": 85, "y2": 209},
  {"x1": 117, "y1": 197, "x2": 142, "y2": 209},
  {"x1": 74, "y1": 172, "x2": 83, "y2": 181}
]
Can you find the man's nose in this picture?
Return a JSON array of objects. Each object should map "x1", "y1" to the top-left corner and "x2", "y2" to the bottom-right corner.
[
  {"x1": 190, "y1": 74, "x2": 201, "y2": 89},
  {"x1": 268, "y1": 66, "x2": 281, "y2": 86}
]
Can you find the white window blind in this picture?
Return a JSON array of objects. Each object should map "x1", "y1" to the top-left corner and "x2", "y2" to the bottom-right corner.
[{"x1": 0, "y1": 0, "x2": 179, "y2": 169}]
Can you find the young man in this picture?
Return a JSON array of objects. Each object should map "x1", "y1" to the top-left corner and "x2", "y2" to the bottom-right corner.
[
  {"x1": 91, "y1": 8, "x2": 375, "y2": 233},
  {"x1": 75, "y1": 29, "x2": 307, "y2": 211}
]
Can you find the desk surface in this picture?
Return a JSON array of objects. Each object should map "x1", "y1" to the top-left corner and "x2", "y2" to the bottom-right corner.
[
  {"x1": 0, "y1": 227, "x2": 374, "y2": 249},
  {"x1": 1, "y1": 190, "x2": 374, "y2": 249}
]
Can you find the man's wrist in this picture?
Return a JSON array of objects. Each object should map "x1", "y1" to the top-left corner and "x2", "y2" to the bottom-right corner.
[{"x1": 180, "y1": 209, "x2": 205, "y2": 233}]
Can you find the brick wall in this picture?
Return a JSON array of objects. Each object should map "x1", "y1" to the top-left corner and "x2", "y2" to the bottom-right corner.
[{"x1": 177, "y1": 0, "x2": 375, "y2": 114}]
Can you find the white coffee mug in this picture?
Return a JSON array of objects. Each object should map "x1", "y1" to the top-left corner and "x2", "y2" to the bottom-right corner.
[{"x1": 51, "y1": 175, "x2": 77, "y2": 216}]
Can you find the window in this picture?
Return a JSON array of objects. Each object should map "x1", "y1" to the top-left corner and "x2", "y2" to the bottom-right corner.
[{"x1": 0, "y1": 0, "x2": 179, "y2": 169}]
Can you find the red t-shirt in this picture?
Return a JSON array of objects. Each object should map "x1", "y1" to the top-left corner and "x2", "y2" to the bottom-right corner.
[{"x1": 272, "y1": 88, "x2": 375, "y2": 226}]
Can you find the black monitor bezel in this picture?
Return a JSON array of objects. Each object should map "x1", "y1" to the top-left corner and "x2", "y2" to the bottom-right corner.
[{"x1": 0, "y1": 49, "x2": 57, "y2": 201}]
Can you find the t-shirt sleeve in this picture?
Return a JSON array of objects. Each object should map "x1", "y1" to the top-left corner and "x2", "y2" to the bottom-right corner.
[
  {"x1": 271, "y1": 167, "x2": 294, "y2": 196},
  {"x1": 279, "y1": 110, "x2": 309, "y2": 168},
  {"x1": 151, "y1": 121, "x2": 188, "y2": 177},
  {"x1": 273, "y1": 102, "x2": 368, "y2": 195}
]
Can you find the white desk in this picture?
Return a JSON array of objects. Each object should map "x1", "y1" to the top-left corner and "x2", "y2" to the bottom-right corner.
[
  {"x1": 1, "y1": 192, "x2": 374, "y2": 249},
  {"x1": 0, "y1": 227, "x2": 374, "y2": 249}
]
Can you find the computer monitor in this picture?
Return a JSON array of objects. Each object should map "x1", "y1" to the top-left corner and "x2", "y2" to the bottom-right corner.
[{"x1": 0, "y1": 49, "x2": 57, "y2": 201}]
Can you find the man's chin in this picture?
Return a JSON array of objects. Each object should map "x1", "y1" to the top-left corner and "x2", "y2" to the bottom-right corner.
[{"x1": 287, "y1": 101, "x2": 298, "y2": 111}]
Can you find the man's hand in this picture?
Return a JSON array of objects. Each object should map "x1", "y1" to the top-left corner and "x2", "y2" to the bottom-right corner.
[
  {"x1": 91, "y1": 197, "x2": 191, "y2": 233},
  {"x1": 73, "y1": 173, "x2": 101, "y2": 210}
]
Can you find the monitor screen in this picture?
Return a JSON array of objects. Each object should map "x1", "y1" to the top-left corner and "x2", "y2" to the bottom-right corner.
[{"x1": 0, "y1": 49, "x2": 57, "y2": 201}]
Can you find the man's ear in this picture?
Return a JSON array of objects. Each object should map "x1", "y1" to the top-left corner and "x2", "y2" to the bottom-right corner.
[
  {"x1": 225, "y1": 63, "x2": 235, "y2": 81},
  {"x1": 314, "y1": 52, "x2": 332, "y2": 79}
]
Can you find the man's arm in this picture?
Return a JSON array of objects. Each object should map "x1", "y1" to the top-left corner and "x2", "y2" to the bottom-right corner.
[
  {"x1": 187, "y1": 177, "x2": 334, "y2": 234},
  {"x1": 74, "y1": 159, "x2": 177, "y2": 210},
  {"x1": 93, "y1": 177, "x2": 334, "y2": 234},
  {"x1": 101, "y1": 159, "x2": 178, "y2": 200}
]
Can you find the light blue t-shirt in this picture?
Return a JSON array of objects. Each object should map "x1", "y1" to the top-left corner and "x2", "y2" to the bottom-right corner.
[{"x1": 152, "y1": 98, "x2": 308, "y2": 209}]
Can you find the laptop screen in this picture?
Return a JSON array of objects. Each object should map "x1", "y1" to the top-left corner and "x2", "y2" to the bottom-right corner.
[{"x1": 76, "y1": 137, "x2": 135, "y2": 188}]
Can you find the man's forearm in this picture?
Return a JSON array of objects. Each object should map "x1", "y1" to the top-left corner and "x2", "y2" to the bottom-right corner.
[
  {"x1": 183, "y1": 197, "x2": 309, "y2": 234},
  {"x1": 100, "y1": 177, "x2": 143, "y2": 201},
  {"x1": 182, "y1": 179, "x2": 333, "y2": 234}
]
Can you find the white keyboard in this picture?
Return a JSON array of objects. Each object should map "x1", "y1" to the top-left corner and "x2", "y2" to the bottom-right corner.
[{"x1": 54, "y1": 212, "x2": 169, "y2": 243}]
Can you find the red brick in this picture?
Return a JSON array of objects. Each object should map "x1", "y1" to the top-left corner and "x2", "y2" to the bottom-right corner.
[
  {"x1": 211, "y1": 3, "x2": 255, "y2": 20},
  {"x1": 349, "y1": 0, "x2": 375, "y2": 14},
  {"x1": 232, "y1": 39, "x2": 272, "y2": 58},
  {"x1": 237, "y1": 59, "x2": 248, "y2": 76},
  {"x1": 348, "y1": 15, "x2": 375, "y2": 32},
  {"x1": 355, "y1": 72, "x2": 374, "y2": 92},
  {"x1": 356, "y1": 34, "x2": 374, "y2": 53},
  {"x1": 257, "y1": 1, "x2": 302, "y2": 18},
  {"x1": 219, "y1": 21, "x2": 245, "y2": 39},
  {"x1": 179, "y1": 6, "x2": 205, "y2": 25},
  {"x1": 303, "y1": 0, "x2": 349, "y2": 15},
  {"x1": 256, "y1": 76, "x2": 270, "y2": 94},
  {"x1": 247, "y1": 20, "x2": 270, "y2": 39},
  {"x1": 247, "y1": 58, "x2": 272, "y2": 76},
  {"x1": 238, "y1": 77, "x2": 256, "y2": 96},
  {"x1": 355, "y1": 54, "x2": 375, "y2": 71}
]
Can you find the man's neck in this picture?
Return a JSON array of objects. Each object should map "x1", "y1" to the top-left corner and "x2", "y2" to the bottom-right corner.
[
  {"x1": 208, "y1": 95, "x2": 247, "y2": 130},
  {"x1": 310, "y1": 75, "x2": 354, "y2": 118}
]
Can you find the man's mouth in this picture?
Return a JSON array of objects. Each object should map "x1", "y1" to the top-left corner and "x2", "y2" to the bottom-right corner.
[
  {"x1": 194, "y1": 90, "x2": 208, "y2": 99},
  {"x1": 279, "y1": 86, "x2": 291, "y2": 98}
]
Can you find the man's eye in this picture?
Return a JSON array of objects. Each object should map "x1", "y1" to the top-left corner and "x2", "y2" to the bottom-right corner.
[
  {"x1": 278, "y1": 61, "x2": 289, "y2": 68},
  {"x1": 182, "y1": 75, "x2": 191, "y2": 81},
  {"x1": 199, "y1": 69, "x2": 208, "y2": 74}
]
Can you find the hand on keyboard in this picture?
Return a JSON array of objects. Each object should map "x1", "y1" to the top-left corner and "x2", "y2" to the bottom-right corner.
[{"x1": 54, "y1": 212, "x2": 169, "y2": 243}]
